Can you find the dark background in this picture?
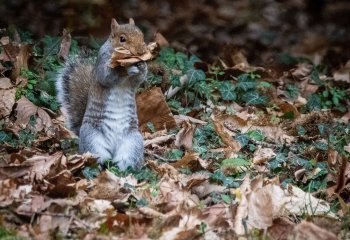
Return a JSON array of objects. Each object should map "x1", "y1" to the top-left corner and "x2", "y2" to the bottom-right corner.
[{"x1": 1, "y1": 0, "x2": 350, "y2": 68}]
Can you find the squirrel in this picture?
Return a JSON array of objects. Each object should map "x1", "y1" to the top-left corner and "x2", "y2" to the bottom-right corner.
[{"x1": 56, "y1": 18, "x2": 147, "y2": 170}]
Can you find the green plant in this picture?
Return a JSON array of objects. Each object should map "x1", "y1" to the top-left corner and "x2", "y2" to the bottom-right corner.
[{"x1": 306, "y1": 86, "x2": 348, "y2": 113}]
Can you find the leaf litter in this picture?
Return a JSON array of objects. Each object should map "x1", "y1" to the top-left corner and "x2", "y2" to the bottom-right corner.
[{"x1": 1, "y1": 1, "x2": 350, "y2": 239}]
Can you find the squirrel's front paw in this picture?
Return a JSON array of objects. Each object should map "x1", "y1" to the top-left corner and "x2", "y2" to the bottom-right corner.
[
  {"x1": 127, "y1": 61, "x2": 147, "y2": 76},
  {"x1": 127, "y1": 66, "x2": 140, "y2": 76}
]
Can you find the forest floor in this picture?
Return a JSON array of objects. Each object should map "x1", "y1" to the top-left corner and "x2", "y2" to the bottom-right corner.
[{"x1": 1, "y1": 1, "x2": 350, "y2": 239}]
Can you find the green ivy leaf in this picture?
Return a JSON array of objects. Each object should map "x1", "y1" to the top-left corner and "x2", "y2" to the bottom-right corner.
[
  {"x1": 269, "y1": 153, "x2": 286, "y2": 170},
  {"x1": 242, "y1": 91, "x2": 267, "y2": 105},
  {"x1": 221, "y1": 194, "x2": 232, "y2": 204},
  {"x1": 186, "y1": 68, "x2": 206, "y2": 85},
  {"x1": 166, "y1": 149, "x2": 184, "y2": 160},
  {"x1": 296, "y1": 125, "x2": 306, "y2": 136},
  {"x1": 247, "y1": 130, "x2": 264, "y2": 141},
  {"x1": 219, "y1": 81, "x2": 236, "y2": 101},
  {"x1": 285, "y1": 84, "x2": 299, "y2": 100},
  {"x1": 175, "y1": 52, "x2": 187, "y2": 70},
  {"x1": 237, "y1": 73, "x2": 256, "y2": 91},
  {"x1": 187, "y1": 55, "x2": 201, "y2": 67},
  {"x1": 82, "y1": 166, "x2": 100, "y2": 180},
  {"x1": 307, "y1": 94, "x2": 322, "y2": 111},
  {"x1": 310, "y1": 69, "x2": 323, "y2": 85},
  {"x1": 195, "y1": 81, "x2": 211, "y2": 100},
  {"x1": 235, "y1": 133, "x2": 249, "y2": 147}
]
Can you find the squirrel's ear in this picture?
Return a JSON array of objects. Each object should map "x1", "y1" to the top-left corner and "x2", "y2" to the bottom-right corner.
[
  {"x1": 111, "y1": 18, "x2": 119, "y2": 36},
  {"x1": 129, "y1": 18, "x2": 135, "y2": 25}
]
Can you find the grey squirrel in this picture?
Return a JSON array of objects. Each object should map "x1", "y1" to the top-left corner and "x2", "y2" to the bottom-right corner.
[{"x1": 56, "y1": 18, "x2": 147, "y2": 170}]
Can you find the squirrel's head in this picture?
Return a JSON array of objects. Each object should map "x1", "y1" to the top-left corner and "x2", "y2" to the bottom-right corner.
[{"x1": 110, "y1": 18, "x2": 147, "y2": 56}]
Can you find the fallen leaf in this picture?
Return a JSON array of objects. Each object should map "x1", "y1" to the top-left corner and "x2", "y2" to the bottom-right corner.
[
  {"x1": 333, "y1": 60, "x2": 350, "y2": 83},
  {"x1": 137, "y1": 87, "x2": 177, "y2": 132},
  {"x1": 173, "y1": 114, "x2": 207, "y2": 125},
  {"x1": 154, "y1": 32, "x2": 169, "y2": 47},
  {"x1": 0, "y1": 179, "x2": 32, "y2": 207},
  {"x1": 15, "y1": 97, "x2": 53, "y2": 133},
  {"x1": 174, "y1": 121, "x2": 196, "y2": 150},
  {"x1": 211, "y1": 114, "x2": 241, "y2": 152},
  {"x1": 87, "y1": 199, "x2": 114, "y2": 213},
  {"x1": 234, "y1": 176, "x2": 336, "y2": 235},
  {"x1": 58, "y1": 29, "x2": 71, "y2": 60},
  {"x1": 171, "y1": 152, "x2": 208, "y2": 171},
  {"x1": 24, "y1": 151, "x2": 64, "y2": 182},
  {"x1": 144, "y1": 134, "x2": 175, "y2": 147},
  {"x1": 192, "y1": 181, "x2": 226, "y2": 198},
  {"x1": 267, "y1": 218, "x2": 295, "y2": 240},
  {"x1": 0, "y1": 77, "x2": 16, "y2": 118},
  {"x1": 293, "y1": 221, "x2": 337, "y2": 240},
  {"x1": 253, "y1": 147, "x2": 276, "y2": 164},
  {"x1": 89, "y1": 170, "x2": 132, "y2": 201}
]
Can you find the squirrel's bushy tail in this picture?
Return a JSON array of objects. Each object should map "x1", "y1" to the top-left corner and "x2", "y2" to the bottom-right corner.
[{"x1": 56, "y1": 58, "x2": 93, "y2": 135}]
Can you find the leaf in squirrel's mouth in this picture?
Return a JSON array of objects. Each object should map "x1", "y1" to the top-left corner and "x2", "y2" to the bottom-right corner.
[{"x1": 109, "y1": 42, "x2": 157, "y2": 68}]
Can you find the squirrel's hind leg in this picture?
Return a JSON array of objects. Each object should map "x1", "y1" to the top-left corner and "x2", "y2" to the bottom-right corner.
[
  {"x1": 79, "y1": 124, "x2": 113, "y2": 164},
  {"x1": 113, "y1": 131, "x2": 144, "y2": 170}
]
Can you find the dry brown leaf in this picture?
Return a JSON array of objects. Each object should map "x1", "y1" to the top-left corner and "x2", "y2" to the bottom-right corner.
[
  {"x1": 109, "y1": 42, "x2": 157, "y2": 67},
  {"x1": 173, "y1": 114, "x2": 207, "y2": 125},
  {"x1": 0, "y1": 77, "x2": 16, "y2": 118},
  {"x1": 159, "y1": 177, "x2": 199, "y2": 210},
  {"x1": 171, "y1": 152, "x2": 208, "y2": 171},
  {"x1": 137, "y1": 87, "x2": 177, "y2": 132},
  {"x1": 15, "y1": 97, "x2": 53, "y2": 133},
  {"x1": 253, "y1": 147, "x2": 276, "y2": 165},
  {"x1": 179, "y1": 172, "x2": 210, "y2": 189},
  {"x1": 13, "y1": 44, "x2": 31, "y2": 79},
  {"x1": 211, "y1": 114, "x2": 241, "y2": 152},
  {"x1": 277, "y1": 101, "x2": 300, "y2": 118},
  {"x1": 344, "y1": 143, "x2": 350, "y2": 154},
  {"x1": 333, "y1": 60, "x2": 350, "y2": 83},
  {"x1": 175, "y1": 121, "x2": 196, "y2": 150},
  {"x1": 144, "y1": 129, "x2": 168, "y2": 139},
  {"x1": 138, "y1": 206, "x2": 165, "y2": 218},
  {"x1": 58, "y1": 29, "x2": 71, "y2": 60},
  {"x1": 0, "y1": 179, "x2": 32, "y2": 207},
  {"x1": 200, "y1": 203, "x2": 232, "y2": 228},
  {"x1": 234, "y1": 176, "x2": 336, "y2": 235},
  {"x1": 159, "y1": 212, "x2": 202, "y2": 240},
  {"x1": 89, "y1": 170, "x2": 134, "y2": 200},
  {"x1": 47, "y1": 169, "x2": 76, "y2": 198},
  {"x1": 144, "y1": 134, "x2": 175, "y2": 147},
  {"x1": 267, "y1": 218, "x2": 295, "y2": 240},
  {"x1": 291, "y1": 63, "x2": 313, "y2": 79},
  {"x1": 87, "y1": 199, "x2": 114, "y2": 214},
  {"x1": 192, "y1": 181, "x2": 226, "y2": 198},
  {"x1": 66, "y1": 153, "x2": 96, "y2": 173},
  {"x1": 293, "y1": 221, "x2": 337, "y2": 240},
  {"x1": 24, "y1": 151, "x2": 64, "y2": 182},
  {"x1": 147, "y1": 160, "x2": 179, "y2": 178},
  {"x1": 154, "y1": 32, "x2": 169, "y2": 47}
]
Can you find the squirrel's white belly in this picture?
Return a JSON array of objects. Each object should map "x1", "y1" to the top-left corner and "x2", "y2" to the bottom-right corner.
[{"x1": 98, "y1": 87, "x2": 137, "y2": 154}]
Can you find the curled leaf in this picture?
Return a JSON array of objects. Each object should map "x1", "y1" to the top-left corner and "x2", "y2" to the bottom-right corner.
[{"x1": 109, "y1": 42, "x2": 157, "y2": 67}]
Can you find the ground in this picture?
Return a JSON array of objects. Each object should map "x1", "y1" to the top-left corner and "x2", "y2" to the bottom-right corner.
[{"x1": 0, "y1": 1, "x2": 350, "y2": 239}]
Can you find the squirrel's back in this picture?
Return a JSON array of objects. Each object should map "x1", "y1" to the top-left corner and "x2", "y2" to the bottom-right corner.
[{"x1": 56, "y1": 58, "x2": 93, "y2": 135}]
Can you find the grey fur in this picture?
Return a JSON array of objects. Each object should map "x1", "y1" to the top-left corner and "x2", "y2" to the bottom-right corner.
[{"x1": 56, "y1": 38, "x2": 147, "y2": 170}]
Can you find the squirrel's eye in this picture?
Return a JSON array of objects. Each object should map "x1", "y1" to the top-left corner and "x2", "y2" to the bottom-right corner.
[{"x1": 119, "y1": 35, "x2": 126, "y2": 43}]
